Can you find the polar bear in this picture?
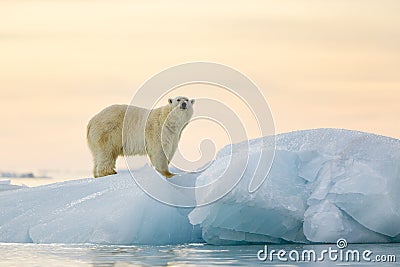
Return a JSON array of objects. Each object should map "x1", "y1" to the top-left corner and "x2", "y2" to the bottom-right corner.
[{"x1": 87, "y1": 96, "x2": 195, "y2": 178}]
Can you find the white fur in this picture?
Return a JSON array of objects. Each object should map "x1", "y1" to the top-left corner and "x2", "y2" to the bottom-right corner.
[{"x1": 87, "y1": 96, "x2": 194, "y2": 178}]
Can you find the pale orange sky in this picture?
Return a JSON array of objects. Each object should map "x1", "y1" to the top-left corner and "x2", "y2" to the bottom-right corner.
[{"x1": 0, "y1": 0, "x2": 399, "y2": 173}]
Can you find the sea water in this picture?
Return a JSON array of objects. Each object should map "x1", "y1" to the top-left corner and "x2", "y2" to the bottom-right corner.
[{"x1": 0, "y1": 243, "x2": 398, "y2": 266}]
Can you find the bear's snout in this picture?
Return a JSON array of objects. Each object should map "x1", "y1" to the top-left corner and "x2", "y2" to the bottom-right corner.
[{"x1": 180, "y1": 102, "x2": 187, "y2": 109}]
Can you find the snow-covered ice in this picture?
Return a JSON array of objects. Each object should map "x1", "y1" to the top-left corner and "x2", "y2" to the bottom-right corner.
[
  {"x1": 0, "y1": 168, "x2": 202, "y2": 244},
  {"x1": 1, "y1": 128, "x2": 399, "y2": 245}
]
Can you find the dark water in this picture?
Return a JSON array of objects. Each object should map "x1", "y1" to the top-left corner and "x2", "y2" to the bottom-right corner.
[{"x1": 0, "y1": 242, "x2": 399, "y2": 266}]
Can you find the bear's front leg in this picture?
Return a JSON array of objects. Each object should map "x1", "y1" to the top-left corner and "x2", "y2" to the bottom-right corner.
[
  {"x1": 159, "y1": 170, "x2": 175, "y2": 178},
  {"x1": 156, "y1": 160, "x2": 175, "y2": 178},
  {"x1": 150, "y1": 148, "x2": 175, "y2": 178}
]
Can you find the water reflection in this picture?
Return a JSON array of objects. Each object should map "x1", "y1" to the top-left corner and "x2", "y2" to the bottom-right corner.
[{"x1": 0, "y1": 243, "x2": 398, "y2": 267}]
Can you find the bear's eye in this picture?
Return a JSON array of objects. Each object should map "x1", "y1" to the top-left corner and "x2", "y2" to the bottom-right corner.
[{"x1": 177, "y1": 99, "x2": 180, "y2": 102}]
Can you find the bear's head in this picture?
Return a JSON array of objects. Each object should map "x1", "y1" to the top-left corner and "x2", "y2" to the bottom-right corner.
[{"x1": 168, "y1": 96, "x2": 195, "y2": 111}]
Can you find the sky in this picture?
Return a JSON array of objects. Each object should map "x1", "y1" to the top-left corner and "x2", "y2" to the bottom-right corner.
[{"x1": 0, "y1": 0, "x2": 399, "y2": 175}]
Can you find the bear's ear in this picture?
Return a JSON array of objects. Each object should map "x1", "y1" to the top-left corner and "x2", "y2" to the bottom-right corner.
[
  {"x1": 190, "y1": 99, "x2": 195, "y2": 104},
  {"x1": 168, "y1": 98, "x2": 173, "y2": 104}
]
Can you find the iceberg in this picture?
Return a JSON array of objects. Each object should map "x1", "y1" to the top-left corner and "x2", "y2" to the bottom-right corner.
[
  {"x1": 0, "y1": 128, "x2": 399, "y2": 245},
  {"x1": 189, "y1": 128, "x2": 400, "y2": 244}
]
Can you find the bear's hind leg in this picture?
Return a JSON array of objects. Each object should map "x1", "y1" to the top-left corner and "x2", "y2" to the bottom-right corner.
[
  {"x1": 95, "y1": 152, "x2": 118, "y2": 178},
  {"x1": 93, "y1": 163, "x2": 98, "y2": 178}
]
